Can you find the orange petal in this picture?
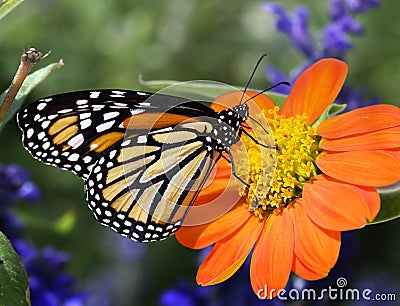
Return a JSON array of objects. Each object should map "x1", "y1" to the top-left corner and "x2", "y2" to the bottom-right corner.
[
  {"x1": 292, "y1": 256, "x2": 326, "y2": 281},
  {"x1": 317, "y1": 104, "x2": 400, "y2": 139},
  {"x1": 176, "y1": 203, "x2": 251, "y2": 249},
  {"x1": 316, "y1": 150, "x2": 400, "y2": 186},
  {"x1": 281, "y1": 58, "x2": 348, "y2": 124},
  {"x1": 320, "y1": 174, "x2": 381, "y2": 219},
  {"x1": 302, "y1": 175, "x2": 372, "y2": 231},
  {"x1": 196, "y1": 216, "x2": 263, "y2": 285},
  {"x1": 193, "y1": 180, "x2": 233, "y2": 205},
  {"x1": 319, "y1": 126, "x2": 400, "y2": 151},
  {"x1": 194, "y1": 159, "x2": 232, "y2": 202},
  {"x1": 193, "y1": 170, "x2": 236, "y2": 207},
  {"x1": 289, "y1": 200, "x2": 341, "y2": 279},
  {"x1": 211, "y1": 91, "x2": 276, "y2": 113},
  {"x1": 250, "y1": 208, "x2": 294, "y2": 299},
  {"x1": 353, "y1": 185, "x2": 380, "y2": 222},
  {"x1": 382, "y1": 148, "x2": 400, "y2": 162}
]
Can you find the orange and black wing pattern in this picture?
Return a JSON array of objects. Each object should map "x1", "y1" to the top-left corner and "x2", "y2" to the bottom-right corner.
[{"x1": 17, "y1": 90, "x2": 224, "y2": 242}]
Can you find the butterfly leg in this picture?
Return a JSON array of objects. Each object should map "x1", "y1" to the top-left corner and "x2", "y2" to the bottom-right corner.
[
  {"x1": 223, "y1": 150, "x2": 262, "y2": 212},
  {"x1": 239, "y1": 127, "x2": 279, "y2": 150},
  {"x1": 221, "y1": 151, "x2": 250, "y2": 189}
]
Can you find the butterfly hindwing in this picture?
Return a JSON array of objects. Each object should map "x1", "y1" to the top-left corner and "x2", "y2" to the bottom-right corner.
[{"x1": 85, "y1": 120, "x2": 220, "y2": 242}]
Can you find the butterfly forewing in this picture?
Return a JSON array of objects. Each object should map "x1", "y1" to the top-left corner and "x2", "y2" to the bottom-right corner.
[{"x1": 17, "y1": 90, "x2": 149, "y2": 179}]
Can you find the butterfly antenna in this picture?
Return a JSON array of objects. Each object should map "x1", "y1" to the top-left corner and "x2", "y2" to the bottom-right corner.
[
  {"x1": 239, "y1": 53, "x2": 269, "y2": 105},
  {"x1": 241, "y1": 81, "x2": 290, "y2": 149},
  {"x1": 242, "y1": 81, "x2": 290, "y2": 105}
]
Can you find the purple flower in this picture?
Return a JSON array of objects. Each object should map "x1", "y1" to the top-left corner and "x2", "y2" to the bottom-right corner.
[
  {"x1": 330, "y1": 0, "x2": 381, "y2": 20},
  {"x1": 0, "y1": 164, "x2": 41, "y2": 205},
  {"x1": 263, "y1": 3, "x2": 315, "y2": 58},
  {"x1": 0, "y1": 163, "x2": 84, "y2": 306},
  {"x1": 320, "y1": 15, "x2": 363, "y2": 56},
  {"x1": 14, "y1": 241, "x2": 85, "y2": 306},
  {"x1": 0, "y1": 164, "x2": 41, "y2": 240},
  {"x1": 336, "y1": 87, "x2": 381, "y2": 110},
  {"x1": 263, "y1": 1, "x2": 381, "y2": 110},
  {"x1": 160, "y1": 281, "x2": 210, "y2": 306},
  {"x1": 263, "y1": 1, "x2": 378, "y2": 60}
]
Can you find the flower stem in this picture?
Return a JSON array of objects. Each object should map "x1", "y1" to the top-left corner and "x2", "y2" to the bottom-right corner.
[{"x1": 0, "y1": 48, "x2": 49, "y2": 124}]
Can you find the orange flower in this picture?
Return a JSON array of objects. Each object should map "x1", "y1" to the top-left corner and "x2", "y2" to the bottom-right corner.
[{"x1": 176, "y1": 58, "x2": 400, "y2": 299}]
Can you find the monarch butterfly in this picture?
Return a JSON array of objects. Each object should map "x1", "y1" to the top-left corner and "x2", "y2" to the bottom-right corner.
[{"x1": 17, "y1": 57, "x2": 282, "y2": 242}]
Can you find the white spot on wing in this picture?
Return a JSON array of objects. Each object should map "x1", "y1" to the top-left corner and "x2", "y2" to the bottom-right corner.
[
  {"x1": 83, "y1": 156, "x2": 92, "y2": 163},
  {"x1": 113, "y1": 102, "x2": 128, "y2": 107},
  {"x1": 109, "y1": 150, "x2": 117, "y2": 159},
  {"x1": 103, "y1": 111, "x2": 120, "y2": 121},
  {"x1": 37, "y1": 132, "x2": 46, "y2": 140},
  {"x1": 93, "y1": 105, "x2": 105, "y2": 111},
  {"x1": 68, "y1": 153, "x2": 80, "y2": 162},
  {"x1": 42, "y1": 142, "x2": 51, "y2": 150},
  {"x1": 37, "y1": 103, "x2": 47, "y2": 111},
  {"x1": 68, "y1": 134, "x2": 85, "y2": 148},
  {"x1": 137, "y1": 135, "x2": 147, "y2": 143},
  {"x1": 96, "y1": 120, "x2": 115, "y2": 132},
  {"x1": 130, "y1": 109, "x2": 145, "y2": 115},
  {"x1": 76, "y1": 99, "x2": 88, "y2": 105},
  {"x1": 121, "y1": 140, "x2": 130, "y2": 147},
  {"x1": 110, "y1": 90, "x2": 126, "y2": 98},
  {"x1": 58, "y1": 108, "x2": 73, "y2": 114},
  {"x1": 27, "y1": 128, "x2": 34, "y2": 139},
  {"x1": 80, "y1": 113, "x2": 91, "y2": 120},
  {"x1": 41, "y1": 121, "x2": 51, "y2": 129},
  {"x1": 80, "y1": 118, "x2": 92, "y2": 130},
  {"x1": 90, "y1": 91, "x2": 101, "y2": 99},
  {"x1": 112, "y1": 90, "x2": 126, "y2": 95}
]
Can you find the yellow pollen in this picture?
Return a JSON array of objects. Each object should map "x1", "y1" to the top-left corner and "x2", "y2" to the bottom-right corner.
[{"x1": 236, "y1": 106, "x2": 321, "y2": 218}]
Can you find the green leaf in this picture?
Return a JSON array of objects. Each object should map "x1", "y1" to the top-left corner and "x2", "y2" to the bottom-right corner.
[
  {"x1": 369, "y1": 182, "x2": 400, "y2": 224},
  {"x1": 139, "y1": 76, "x2": 241, "y2": 100},
  {"x1": 139, "y1": 76, "x2": 288, "y2": 106},
  {"x1": 267, "y1": 92, "x2": 287, "y2": 108},
  {"x1": 0, "y1": 0, "x2": 24, "y2": 20},
  {"x1": 0, "y1": 60, "x2": 64, "y2": 132},
  {"x1": 312, "y1": 103, "x2": 347, "y2": 128},
  {"x1": 0, "y1": 231, "x2": 30, "y2": 306}
]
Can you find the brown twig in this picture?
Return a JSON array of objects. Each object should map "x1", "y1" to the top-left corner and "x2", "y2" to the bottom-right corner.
[{"x1": 0, "y1": 47, "x2": 50, "y2": 124}]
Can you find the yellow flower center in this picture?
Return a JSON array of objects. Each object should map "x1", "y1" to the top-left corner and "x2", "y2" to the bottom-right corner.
[{"x1": 236, "y1": 106, "x2": 321, "y2": 219}]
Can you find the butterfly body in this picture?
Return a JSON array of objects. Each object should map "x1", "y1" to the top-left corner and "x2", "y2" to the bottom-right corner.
[{"x1": 17, "y1": 90, "x2": 250, "y2": 242}]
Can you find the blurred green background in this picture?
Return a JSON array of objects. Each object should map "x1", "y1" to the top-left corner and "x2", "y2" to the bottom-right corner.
[{"x1": 1, "y1": 0, "x2": 399, "y2": 305}]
